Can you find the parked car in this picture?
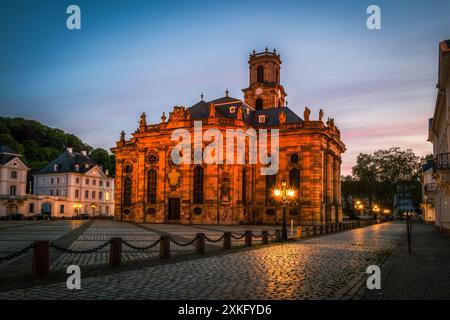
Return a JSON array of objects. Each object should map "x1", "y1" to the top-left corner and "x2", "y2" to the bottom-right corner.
[{"x1": 2, "y1": 213, "x2": 26, "y2": 221}]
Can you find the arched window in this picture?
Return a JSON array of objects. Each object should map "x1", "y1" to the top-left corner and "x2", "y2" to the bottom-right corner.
[
  {"x1": 289, "y1": 168, "x2": 300, "y2": 193},
  {"x1": 242, "y1": 168, "x2": 247, "y2": 205},
  {"x1": 257, "y1": 65, "x2": 264, "y2": 83},
  {"x1": 265, "y1": 174, "x2": 276, "y2": 205},
  {"x1": 123, "y1": 177, "x2": 132, "y2": 206},
  {"x1": 255, "y1": 99, "x2": 263, "y2": 110},
  {"x1": 147, "y1": 169, "x2": 157, "y2": 204},
  {"x1": 193, "y1": 166, "x2": 204, "y2": 204}
]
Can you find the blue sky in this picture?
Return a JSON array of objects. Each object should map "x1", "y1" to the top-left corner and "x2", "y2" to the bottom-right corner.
[{"x1": 1, "y1": 0, "x2": 449, "y2": 174}]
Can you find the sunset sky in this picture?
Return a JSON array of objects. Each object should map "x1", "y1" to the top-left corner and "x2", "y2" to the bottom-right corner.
[{"x1": 1, "y1": 0, "x2": 450, "y2": 174}]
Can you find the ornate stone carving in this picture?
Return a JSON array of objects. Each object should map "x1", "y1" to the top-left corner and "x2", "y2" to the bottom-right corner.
[
  {"x1": 304, "y1": 107, "x2": 311, "y2": 121},
  {"x1": 319, "y1": 109, "x2": 324, "y2": 122},
  {"x1": 168, "y1": 167, "x2": 182, "y2": 190},
  {"x1": 168, "y1": 106, "x2": 189, "y2": 122},
  {"x1": 209, "y1": 103, "x2": 216, "y2": 117},
  {"x1": 139, "y1": 112, "x2": 147, "y2": 131},
  {"x1": 279, "y1": 110, "x2": 286, "y2": 124}
]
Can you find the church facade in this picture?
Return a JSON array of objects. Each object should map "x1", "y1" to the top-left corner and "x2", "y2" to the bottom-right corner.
[{"x1": 111, "y1": 49, "x2": 345, "y2": 225}]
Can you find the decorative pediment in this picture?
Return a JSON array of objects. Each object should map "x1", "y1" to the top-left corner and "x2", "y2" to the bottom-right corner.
[{"x1": 168, "y1": 106, "x2": 190, "y2": 122}]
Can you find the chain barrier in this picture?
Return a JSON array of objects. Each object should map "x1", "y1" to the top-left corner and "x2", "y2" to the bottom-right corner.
[
  {"x1": 251, "y1": 232, "x2": 263, "y2": 238},
  {"x1": 122, "y1": 239, "x2": 161, "y2": 251},
  {"x1": 204, "y1": 234, "x2": 226, "y2": 243},
  {"x1": 230, "y1": 233, "x2": 246, "y2": 240},
  {"x1": 268, "y1": 231, "x2": 277, "y2": 237},
  {"x1": 0, "y1": 243, "x2": 35, "y2": 263},
  {"x1": 49, "y1": 240, "x2": 111, "y2": 254},
  {"x1": 169, "y1": 235, "x2": 198, "y2": 247}
]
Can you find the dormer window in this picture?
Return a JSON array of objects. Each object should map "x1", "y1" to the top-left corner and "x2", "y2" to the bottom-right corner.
[
  {"x1": 53, "y1": 164, "x2": 59, "y2": 172},
  {"x1": 230, "y1": 106, "x2": 236, "y2": 113},
  {"x1": 85, "y1": 164, "x2": 89, "y2": 170},
  {"x1": 74, "y1": 164, "x2": 79, "y2": 172},
  {"x1": 258, "y1": 115, "x2": 266, "y2": 123}
]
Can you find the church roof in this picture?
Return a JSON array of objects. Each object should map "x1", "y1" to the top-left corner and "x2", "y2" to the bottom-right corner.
[
  {"x1": 187, "y1": 97, "x2": 302, "y2": 127},
  {"x1": 37, "y1": 150, "x2": 98, "y2": 174},
  {"x1": 250, "y1": 107, "x2": 303, "y2": 126}
]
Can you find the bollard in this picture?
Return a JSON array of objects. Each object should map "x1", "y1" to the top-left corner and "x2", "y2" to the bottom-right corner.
[
  {"x1": 32, "y1": 240, "x2": 49, "y2": 278},
  {"x1": 275, "y1": 229, "x2": 282, "y2": 242},
  {"x1": 196, "y1": 233, "x2": 205, "y2": 254},
  {"x1": 159, "y1": 235, "x2": 171, "y2": 259},
  {"x1": 296, "y1": 227, "x2": 302, "y2": 238},
  {"x1": 223, "y1": 232, "x2": 231, "y2": 249},
  {"x1": 245, "y1": 230, "x2": 252, "y2": 247},
  {"x1": 109, "y1": 237, "x2": 122, "y2": 267},
  {"x1": 262, "y1": 230, "x2": 269, "y2": 244}
]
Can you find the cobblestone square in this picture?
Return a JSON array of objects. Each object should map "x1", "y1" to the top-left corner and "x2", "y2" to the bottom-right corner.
[{"x1": 0, "y1": 221, "x2": 410, "y2": 299}]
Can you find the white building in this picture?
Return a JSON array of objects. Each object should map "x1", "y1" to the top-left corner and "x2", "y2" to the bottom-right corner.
[
  {"x1": 33, "y1": 148, "x2": 115, "y2": 218},
  {"x1": 429, "y1": 39, "x2": 450, "y2": 233},
  {"x1": 421, "y1": 159, "x2": 436, "y2": 223},
  {"x1": 0, "y1": 145, "x2": 29, "y2": 216}
]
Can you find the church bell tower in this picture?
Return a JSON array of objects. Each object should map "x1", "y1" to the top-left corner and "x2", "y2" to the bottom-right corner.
[{"x1": 242, "y1": 48, "x2": 287, "y2": 110}]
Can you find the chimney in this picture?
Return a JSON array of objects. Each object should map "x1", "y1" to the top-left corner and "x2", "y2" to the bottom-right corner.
[
  {"x1": 81, "y1": 150, "x2": 87, "y2": 156},
  {"x1": 66, "y1": 147, "x2": 73, "y2": 153},
  {"x1": 105, "y1": 169, "x2": 109, "y2": 176}
]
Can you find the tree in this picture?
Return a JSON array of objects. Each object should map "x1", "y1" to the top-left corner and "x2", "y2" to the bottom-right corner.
[
  {"x1": 345, "y1": 147, "x2": 422, "y2": 215},
  {"x1": 90, "y1": 148, "x2": 115, "y2": 176}
]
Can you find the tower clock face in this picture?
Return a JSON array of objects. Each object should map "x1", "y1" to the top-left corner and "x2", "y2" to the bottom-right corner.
[{"x1": 255, "y1": 88, "x2": 262, "y2": 95}]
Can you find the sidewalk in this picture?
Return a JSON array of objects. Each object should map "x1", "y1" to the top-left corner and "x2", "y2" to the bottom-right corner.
[{"x1": 363, "y1": 222, "x2": 450, "y2": 300}]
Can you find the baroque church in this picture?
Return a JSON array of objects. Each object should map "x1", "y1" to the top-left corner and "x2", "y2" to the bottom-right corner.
[{"x1": 111, "y1": 48, "x2": 345, "y2": 225}]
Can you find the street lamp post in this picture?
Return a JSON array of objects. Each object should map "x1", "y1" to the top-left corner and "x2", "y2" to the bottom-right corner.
[{"x1": 274, "y1": 181, "x2": 296, "y2": 241}]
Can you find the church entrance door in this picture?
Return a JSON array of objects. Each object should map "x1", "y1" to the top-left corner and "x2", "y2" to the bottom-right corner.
[{"x1": 168, "y1": 198, "x2": 180, "y2": 222}]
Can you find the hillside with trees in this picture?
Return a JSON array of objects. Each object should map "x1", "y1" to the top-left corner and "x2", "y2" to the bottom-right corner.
[{"x1": 0, "y1": 117, "x2": 115, "y2": 175}]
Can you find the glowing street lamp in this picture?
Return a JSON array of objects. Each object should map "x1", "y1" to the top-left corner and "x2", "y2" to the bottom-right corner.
[
  {"x1": 354, "y1": 200, "x2": 364, "y2": 215},
  {"x1": 273, "y1": 180, "x2": 297, "y2": 241}
]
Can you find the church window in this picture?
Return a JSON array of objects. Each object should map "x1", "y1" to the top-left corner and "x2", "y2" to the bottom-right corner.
[
  {"x1": 147, "y1": 169, "x2": 157, "y2": 204},
  {"x1": 256, "y1": 99, "x2": 263, "y2": 110},
  {"x1": 257, "y1": 65, "x2": 264, "y2": 83},
  {"x1": 193, "y1": 166, "x2": 204, "y2": 204},
  {"x1": 290, "y1": 153, "x2": 299, "y2": 164},
  {"x1": 289, "y1": 168, "x2": 300, "y2": 192},
  {"x1": 123, "y1": 177, "x2": 132, "y2": 206},
  {"x1": 229, "y1": 106, "x2": 236, "y2": 113}
]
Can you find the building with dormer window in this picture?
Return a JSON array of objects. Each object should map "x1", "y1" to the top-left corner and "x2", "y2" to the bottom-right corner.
[{"x1": 33, "y1": 148, "x2": 115, "y2": 217}]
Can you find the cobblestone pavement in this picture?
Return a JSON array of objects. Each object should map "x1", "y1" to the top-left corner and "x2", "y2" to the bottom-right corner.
[
  {"x1": 0, "y1": 220, "x2": 279, "y2": 273},
  {"x1": 0, "y1": 220, "x2": 85, "y2": 271},
  {"x1": 364, "y1": 222, "x2": 450, "y2": 300},
  {"x1": 0, "y1": 222, "x2": 405, "y2": 299}
]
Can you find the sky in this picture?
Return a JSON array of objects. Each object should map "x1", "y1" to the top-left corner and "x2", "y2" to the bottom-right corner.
[{"x1": 1, "y1": 0, "x2": 449, "y2": 175}]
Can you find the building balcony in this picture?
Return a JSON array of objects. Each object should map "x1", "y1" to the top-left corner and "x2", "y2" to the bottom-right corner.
[
  {"x1": 434, "y1": 153, "x2": 450, "y2": 170},
  {"x1": 425, "y1": 183, "x2": 438, "y2": 193},
  {"x1": 0, "y1": 194, "x2": 28, "y2": 201}
]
